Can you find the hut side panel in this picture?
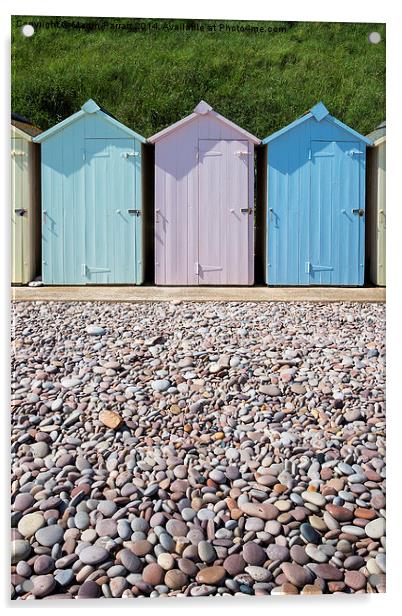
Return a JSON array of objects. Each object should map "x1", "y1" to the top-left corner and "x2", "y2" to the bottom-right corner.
[
  {"x1": 11, "y1": 129, "x2": 40, "y2": 284},
  {"x1": 367, "y1": 140, "x2": 386, "y2": 286}
]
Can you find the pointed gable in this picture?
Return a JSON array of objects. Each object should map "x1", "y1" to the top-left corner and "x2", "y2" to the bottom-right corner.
[{"x1": 148, "y1": 100, "x2": 260, "y2": 144}]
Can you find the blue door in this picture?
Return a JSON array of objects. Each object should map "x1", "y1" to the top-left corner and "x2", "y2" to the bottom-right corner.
[
  {"x1": 267, "y1": 139, "x2": 364, "y2": 286},
  {"x1": 309, "y1": 141, "x2": 363, "y2": 285},
  {"x1": 84, "y1": 139, "x2": 140, "y2": 284}
]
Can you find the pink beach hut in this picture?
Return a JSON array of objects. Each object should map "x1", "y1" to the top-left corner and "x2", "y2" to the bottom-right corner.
[{"x1": 148, "y1": 101, "x2": 260, "y2": 285}]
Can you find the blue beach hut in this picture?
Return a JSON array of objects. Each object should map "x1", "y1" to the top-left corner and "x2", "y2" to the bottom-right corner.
[
  {"x1": 34, "y1": 99, "x2": 146, "y2": 285},
  {"x1": 262, "y1": 102, "x2": 372, "y2": 286}
]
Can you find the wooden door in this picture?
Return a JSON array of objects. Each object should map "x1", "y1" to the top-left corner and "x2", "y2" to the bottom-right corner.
[
  {"x1": 309, "y1": 140, "x2": 363, "y2": 285},
  {"x1": 84, "y1": 139, "x2": 139, "y2": 284},
  {"x1": 198, "y1": 139, "x2": 251, "y2": 284}
]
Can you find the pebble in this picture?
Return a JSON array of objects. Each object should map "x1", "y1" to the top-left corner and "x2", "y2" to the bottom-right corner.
[
  {"x1": 79, "y1": 546, "x2": 110, "y2": 565},
  {"x1": 32, "y1": 575, "x2": 56, "y2": 598},
  {"x1": 301, "y1": 491, "x2": 326, "y2": 507},
  {"x1": 365, "y1": 517, "x2": 385, "y2": 539},
  {"x1": 300, "y1": 523, "x2": 321, "y2": 545},
  {"x1": 239, "y1": 502, "x2": 279, "y2": 520},
  {"x1": 86, "y1": 325, "x2": 105, "y2": 336},
  {"x1": 164, "y1": 570, "x2": 188, "y2": 590},
  {"x1": 245, "y1": 566, "x2": 272, "y2": 582},
  {"x1": 314, "y1": 564, "x2": 343, "y2": 581},
  {"x1": 281, "y1": 563, "x2": 311, "y2": 588},
  {"x1": 344, "y1": 570, "x2": 367, "y2": 591},
  {"x1": 35, "y1": 525, "x2": 64, "y2": 547},
  {"x1": 119, "y1": 549, "x2": 142, "y2": 573},
  {"x1": 151, "y1": 379, "x2": 171, "y2": 392},
  {"x1": 99, "y1": 410, "x2": 123, "y2": 429},
  {"x1": 78, "y1": 580, "x2": 102, "y2": 598},
  {"x1": 11, "y1": 540, "x2": 31, "y2": 564},
  {"x1": 196, "y1": 566, "x2": 226, "y2": 585},
  {"x1": 17, "y1": 512, "x2": 45, "y2": 538},
  {"x1": 142, "y1": 563, "x2": 164, "y2": 586},
  {"x1": 223, "y1": 554, "x2": 246, "y2": 576},
  {"x1": 243, "y1": 541, "x2": 266, "y2": 566},
  {"x1": 198, "y1": 541, "x2": 216, "y2": 564}
]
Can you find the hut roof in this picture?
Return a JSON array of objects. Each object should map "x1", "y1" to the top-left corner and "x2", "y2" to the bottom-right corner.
[
  {"x1": 148, "y1": 100, "x2": 260, "y2": 145},
  {"x1": 33, "y1": 99, "x2": 146, "y2": 143},
  {"x1": 262, "y1": 102, "x2": 372, "y2": 145}
]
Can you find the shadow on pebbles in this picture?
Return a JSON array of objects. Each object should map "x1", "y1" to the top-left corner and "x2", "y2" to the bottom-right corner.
[{"x1": 11, "y1": 300, "x2": 386, "y2": 599}]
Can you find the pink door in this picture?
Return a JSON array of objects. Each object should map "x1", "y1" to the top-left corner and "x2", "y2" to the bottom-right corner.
[{"x1": 198, "y1": 139, "x2": 251, "y2": 284}]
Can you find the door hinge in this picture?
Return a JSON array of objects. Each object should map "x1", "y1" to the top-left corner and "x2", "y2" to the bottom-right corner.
[
  {"x1": 86, "y1": 266, "x2": 112, "y2": 273},
  {"x1": 199, "y1": 265, "x2": 223, "y2": 272},
  {"x1": 309, "y1": 263, "x2": 334, "y2": 272},
  {"x1": 122, "y1": 151, "x2": 140, "y2": 158}
]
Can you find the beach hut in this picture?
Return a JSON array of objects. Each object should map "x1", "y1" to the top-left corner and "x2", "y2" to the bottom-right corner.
[
  {"x1": 366, "y1": 122, "x2": 386, "y2": 286},
  {"x1": 148, "y1": 100, "x2": 260, "y2": 285},
  {"x1": 34, "y1": 99, "x2": 146, "y2": 285},
  {"x1": 262, "y1": 102, "x2": 371, "y2": 286},
  {"x1": 11, "y1": 113, "x2": 42, "y2": 284}
]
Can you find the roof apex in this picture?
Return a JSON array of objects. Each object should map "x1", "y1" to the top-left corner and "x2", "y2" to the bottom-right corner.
[
  {"x1": 311, "y1": 101, "x2": 329, "y2": 122},
  {"x1": 194, "y1": 100, "x2": 213, "y2": 115},
  {"x1": 81, "y1": 99, "x2": 101, "y2": 113}
]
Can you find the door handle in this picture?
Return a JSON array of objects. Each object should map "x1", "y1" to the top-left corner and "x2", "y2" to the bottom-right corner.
[
  {"x1": 127, "y1": 209, "x2": 141, "y2": 216},
  {"x1": 155, "y1": 208, "x2": 161, "y2": 223},
  {"x1": 15, "y1": 208, "x2": 27, "y2": 217},
  {"x1": 351, "y1": 208, "x2": 365, "y2": 217},
  {"x1": 240, "y1": 207, "x2": 253, "y2": 214},
  {"x1": 269, "y1": 208, "x2": 274, "y2": 221}
]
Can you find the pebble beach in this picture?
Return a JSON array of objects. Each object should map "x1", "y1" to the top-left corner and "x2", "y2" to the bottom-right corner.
[{"x1": 11, "y1": 300, "x2": 386, "y2": 599}]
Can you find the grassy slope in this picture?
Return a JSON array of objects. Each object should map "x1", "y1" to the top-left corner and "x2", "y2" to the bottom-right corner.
[{"x1": 11, "y1": 17, "x2": 385, "y2": 137}]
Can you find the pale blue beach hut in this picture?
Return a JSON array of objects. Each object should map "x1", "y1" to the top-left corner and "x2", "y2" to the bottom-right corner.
[{"x1": 34, "y1": 99, "x2": 146, "y2": 284}]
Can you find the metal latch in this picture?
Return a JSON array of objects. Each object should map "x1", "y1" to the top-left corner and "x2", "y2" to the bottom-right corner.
[
  {"x1": 14, "y1": 208, "x2": 27, "y2": 217},
  {"x1": 122, "y1": 152, "x2": 140, "y2": 158},
  {"x1": 351, "y1": 208, "x2": 365, "y2": 217},
  {"x1": 127, "y1": 209, "x2": 141, "y2": 216},
  {"x1": 349, "y1": 150, "x2": 364, "y2": 157},
  {"x1": 240, "y1": 207, "x2": 253, "y2": 214},
  {"x1": 235, "y1": 151, "x2": 250, "y2": 157}
]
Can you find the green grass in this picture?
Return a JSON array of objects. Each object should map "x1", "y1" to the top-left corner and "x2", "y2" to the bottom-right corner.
[{"x1": 11, "y1": 16, "x2": 385, "y2": 137}]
